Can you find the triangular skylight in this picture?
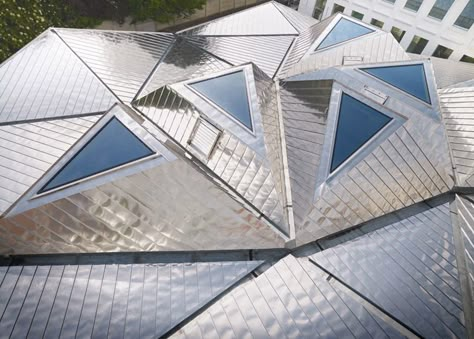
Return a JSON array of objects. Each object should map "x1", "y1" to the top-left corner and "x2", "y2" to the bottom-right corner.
[
  {"x1": 331, "y1": 94, "x2": 392, "y2": 172},
  {"x1": 38, "y1": 117, "x2": 154, "y2": 193},
  {"x1": 316, "y1": 18, "x2": 374, "y2": 50},
  {"x1": 361, "y1": 64, "x2": 431, "y2": 104},
  {"x1": 189, "y1": 71, "x2": 253, "y2": 130}
]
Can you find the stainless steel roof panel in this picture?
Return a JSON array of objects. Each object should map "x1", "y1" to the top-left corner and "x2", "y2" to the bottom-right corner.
[
  {"x1": 0, "y1": 260, "x2": 261, "y2": 338},
  {"x1": 184, "y1": 35, "x2": 295, "y2": 78},
  {"x1": 136, "y1": 38, "x2": 231, "y2": 100},
  {"x1": 281, "y1": 66, "x2": 453, "y2": 244},
  {"x1": 178, "y1": 2, "x2": 299, "y2": 36},
  {"x1": 135, "y1": 65, "x2": 289, "y2": 234},
  {"x1": 0, "y1": 30, "x2": 116, "y2": 124},
  {"x1": 409, "y1": 54, "x2": 474, "y2": 89},
  {"x1": 439, "y1": 86, "x2": 474, "y2": 186},
  {"x1": 454, "y1": 195, "x2": 474, "y2": 307},
  {"x1": 279, "y1": 80, "x2": 332, "y2": 227},
  {"x1": 0, "y1": 154, "x2": 285, "y2": 254},
  {"x1": 174, "y1": 254, "x2": 407, "y2": 338},
  {"x1": 278, "y1": 14, "x2": 337, "y2": 78},
  {"x1": 283, "y1": 31, "x2": 410, "y2": 78},
  {"x1": 311, "y1": 202, "x2": 466, "y2": 338},
  {"x1": 0, "y1": 116, "x2": 99, "y2": 216},
  {"x1": 272, "y1": 1, "x2": 319, "y2": 33},
  {"x1": 55, "y1": 29, "x2": 175, "y2": 103}
]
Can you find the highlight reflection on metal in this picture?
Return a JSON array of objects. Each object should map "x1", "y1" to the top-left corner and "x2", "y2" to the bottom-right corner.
[
  {"x1": 136, "y1": 38, "x2": 231, "y2": 100},
  {"x1": 311, "y1": 202, "x2": 466, "y2": 339},
  {"x1": 0, "y1": 3, "x2": 474, "y2": 338},
  {"x1": 283, "y1": 30, "x2": 410, "y2": 78},
  {"x1": 0, "y1": 116, "x2": 100, "y2": 215},
  {"x1": 174, "y1": 254, "x2": 407, "y2": 338},
  {"x1": 454, "y1": 195, "x2": 474, "y2": 301},
  {"x1": 281, "y1": 62, "x2": 453, "y2": 244},
  {"x1": 0, "y1": 31, "x2": 115, "y2": 123},
  {"x1": 134, "y1": 64, "x2": 289, "y2": 234},
  {"x1": 184, "y1": 35, "x2": 295, "y2": 78},
  {"x1": 55, "y1": 29, "x2": 175, "y2": 103},
  {"x1": 0, "y1": 260, "x2": 262, "y2": 338},
  {"x1": 439, "y1": 86, "x2": 474, "y2": 185}
]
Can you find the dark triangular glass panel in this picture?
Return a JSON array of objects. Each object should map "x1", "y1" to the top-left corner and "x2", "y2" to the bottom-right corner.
[
  {"x1": 39, "y1": 117, "x2": 154, "y2": 193},
  {"x1": 317, "y1": 18, "x2": 374, "y2": 50},
  {"x1": 361, "y1": 64, "x2": 431, "y2": 104},
  {"x1": 190, "y1": 71, "x2": 253, "y2": 130},
  {"x1": 331, "y1": 94, "x2": 392, "y2": 172}
]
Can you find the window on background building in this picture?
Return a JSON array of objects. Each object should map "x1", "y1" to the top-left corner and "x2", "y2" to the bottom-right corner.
[
  {"x1": 390, "y1": 26, "x2": 406, "y2": 42},
  {"x1": 371, "y1": 18, "x2": 384, "y2": 28},
  {"x1": 454, "y1": 0, "x2": 474, "y2": 29},
  {"x1": 312, "y1": 0, "x2": 327, "y2": 20},
  {"x1": 432, "y1": 45, "x2": 453, "y2": 59},
  {"x1": 428, "y1": 0, "x2": 454, "y2": 20},
  {"x1": 406, "y1": 35, "x2": 429, "y2": 54},
  {"x1": 351, "y1": 10, "x2": 364, "y2": 20},
  {"x1": 384, "y1": 0, "x2": 396, "y2": 3},
  {"x1": 404, "y1": 0, "x2": 423, "y2": 12},
  {"x1": 332, "y1": 3, "x2": 345, "y2": 14},
  {"x1": 461, "y1": 55, "x2": 474, "y2": 63}
]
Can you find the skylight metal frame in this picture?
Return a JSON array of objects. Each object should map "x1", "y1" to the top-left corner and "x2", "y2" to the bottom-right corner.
[
  {"x1": 5, "y1": 104, "x2": 176, "y2": 218},
  {"x1": 184, "y1": 65, "x2": 257, "y2": 136},
  {"x1": 358, "y1": 61, "x2": 433, "y2": 106},
  {"x1": 314, "y1": 82, "x2": 406, "y2": 199}
]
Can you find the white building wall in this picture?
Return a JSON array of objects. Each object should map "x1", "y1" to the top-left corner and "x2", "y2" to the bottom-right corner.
[{"x1": 298, "y1": 0, "x2": 474, "y2": 62}]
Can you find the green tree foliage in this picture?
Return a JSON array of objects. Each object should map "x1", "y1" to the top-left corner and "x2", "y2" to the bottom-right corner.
[
  {"x1": 0, "y1": 0, "x2": 100, "y2": 63},
  {"x1": 0, "y1": 0, "x2": 205, "y2": 64},
  {"x1": 126, "y1": 0, "x2": 206, "y2": 23}
]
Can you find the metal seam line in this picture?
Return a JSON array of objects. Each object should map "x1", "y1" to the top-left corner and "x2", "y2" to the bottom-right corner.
[{"x1": 308, "y1": 258, "x2": 423, "y2": 339}]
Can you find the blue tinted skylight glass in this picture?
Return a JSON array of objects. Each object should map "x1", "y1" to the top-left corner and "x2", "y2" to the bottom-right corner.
[
  {"x1": 361, "y1": 64, "x2": 431, "y2": 104},
  {"x1": 317, "y1": 18, "x2": 374, "y2": 50},
  {"x1": 190, "y1": 71, "x2": 252, "y2": 130},
  {"x1": 331, "y1": 94, "x2": 392, "y2": 172},
  {"x1": 39, "y1": 117, "x2": 154, "y2": 193}
]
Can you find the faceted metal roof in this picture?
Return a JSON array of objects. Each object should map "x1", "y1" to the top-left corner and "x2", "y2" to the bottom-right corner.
[{"x1": 0, "y1": 2, "x2": 473, "y2": 338}]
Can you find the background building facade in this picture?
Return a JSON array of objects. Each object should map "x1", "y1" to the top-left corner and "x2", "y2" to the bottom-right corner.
[{"x1": 298, "y1": 0, "x2": 474, "y2": 63}]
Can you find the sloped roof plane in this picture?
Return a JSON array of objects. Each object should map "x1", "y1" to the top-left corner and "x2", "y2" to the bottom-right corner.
[{"x1": 0, "y1": 3, "x2": 474, "y2": 338}]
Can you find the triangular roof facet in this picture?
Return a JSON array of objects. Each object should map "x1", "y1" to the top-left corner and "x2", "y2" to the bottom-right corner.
[
  {"x1": 331, "y1": 93, "x2": 392, "y2": 172},
  {"x1": 55, "y1": 29, "x2": 175, "y2": 103},
  {"x1": 0, "y1": 30, "x2": 116, "y2": 124},
  {"x1": 361, "y1": 63, "x2": 431, "y2": 104},
  {"x1": 178, "y1": 2, "x2": 299, "y2": 36}
]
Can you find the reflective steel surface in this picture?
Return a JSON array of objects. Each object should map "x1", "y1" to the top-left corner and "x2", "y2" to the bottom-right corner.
[
  {"x1": 0, "y1": 4, "x2": 473, "y2": 337},
  {"x1": 178, "y1": 2, "x2": 299, "y2": 36},
  {"x1": 439, "y1": 86, "x2": 474, "y2": 186},
  {"x1": 311, "y1": 201, "x2": 466, "y2": 338},
  {"x1": 174, "y1": 254, "x2": 407, "y2": 338},
  {"x1": 0, "y1": 31, "x2": 115, "y2": 124},
  {"x1": 55, "y1": 29, "x2": 175, "y2": 103},
  {"x1": 184, "y1": 35, "x2": 295, "y2": 78},
  {"x1": 0, "y1": 260, "x2": 261, "y2": 338},
  {"x1": 0, "y1": 116, "x2": 99, "y2": 215},
  {"x1": 136, "y1": 38, "x2": 231, "y2": 100}
]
